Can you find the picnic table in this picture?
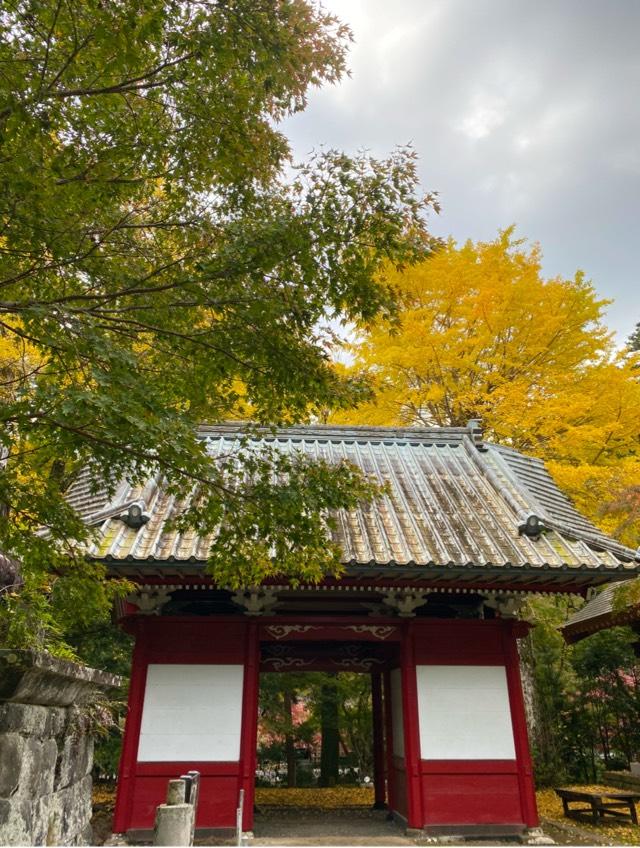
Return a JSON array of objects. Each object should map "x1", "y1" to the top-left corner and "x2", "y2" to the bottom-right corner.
[{"x1": 555, "y1": 787, "x2": 640, "y2": 825}]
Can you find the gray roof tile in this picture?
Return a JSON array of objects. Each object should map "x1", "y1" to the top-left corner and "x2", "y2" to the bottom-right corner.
[
  {"x1": 563, "y1": 582, "x2": 640, "y2": 641},
  {"x1": 66, "y1": 424, "x2": 640, "y2": 584}
]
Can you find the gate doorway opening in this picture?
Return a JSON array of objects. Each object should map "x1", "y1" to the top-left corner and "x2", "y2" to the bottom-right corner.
[
  {"x1": 255, "y1": 640, "x2": 399, "y2": 824},
  {"x1": 252, "y1": 633, "x2": 404, "y2": 840},
  {"x1": 256, "y1": 671, "x2": 375, "y2": 801}
]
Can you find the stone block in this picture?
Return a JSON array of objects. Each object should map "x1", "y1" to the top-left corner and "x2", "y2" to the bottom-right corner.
[
  {"x1": 0, "y1": 734, "x2": 25, "y2": 798},
  {"x1": 0, "y1": 734, "x2": 59, "y2": 800},
  {"x1": 29, "y1": 775, "x2": 93, "y2": 846},
  {"x1": 58, "y1": 774, "x2": 93, "y2": 845},
  {"x1": 0, "y1": 797, "x2": 33, "y2": 846},
  {"x1": 0, "y1": 715, "x2": 94, "y2": 843},
  {"x1": 46, "y1": 705, "x2": 69, "y2": 738},
  {"x1": 0, "y1": 701, "x2": 68, "y2": 738},
  {"x1": 0, "y1": 650, "x2": 121, "y2": 707},
  {"x1": 31, "y1": 794, "x2": 57, "y2": 847},
  {"x1": 55, "y1": 733, "x2": 94, "y2": 790},
  {"x1": 25, "y1": 737, "x2": 58, "y2": 797},
  {"x1": 75, "y1": 821, "x2": 95, "y2": 846}
]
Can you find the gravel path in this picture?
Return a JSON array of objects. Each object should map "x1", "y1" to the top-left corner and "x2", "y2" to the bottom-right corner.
[{"x1": 252, "y1": 807, "x2": 414, "y2": 846}]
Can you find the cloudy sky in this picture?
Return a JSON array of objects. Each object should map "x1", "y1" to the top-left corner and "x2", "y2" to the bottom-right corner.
[{"x1": 284, "y1": 0, "x2": 640, "y2": 343}]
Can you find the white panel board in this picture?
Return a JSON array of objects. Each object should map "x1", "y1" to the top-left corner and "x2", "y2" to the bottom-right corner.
[
  {"x1": 416, "y1": 665, "x2": 516, "y2": 760},
  {"x1": 390, "y1": 668, "x2": 404, "y2": 757},
  {"x1": 137, "y1": 664, "x2": 244, "y2": 762}
]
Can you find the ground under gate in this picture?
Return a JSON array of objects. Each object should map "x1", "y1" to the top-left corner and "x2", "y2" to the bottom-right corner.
[{"x1": 251, "y1": 807, "x2": 413, "y2": 846}]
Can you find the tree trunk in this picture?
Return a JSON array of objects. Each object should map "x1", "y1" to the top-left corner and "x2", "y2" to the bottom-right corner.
[
  {"x1": 319, "y1": 674, "x2": 339, "y2": 787},
  {"x1": 283, "y1": 688, "x2": 297, "y2": 788}
]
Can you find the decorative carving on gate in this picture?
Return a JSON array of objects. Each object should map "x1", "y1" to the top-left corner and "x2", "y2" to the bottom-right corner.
[
  {"x1": 126, "y1": 588, "x2": 173, "y2": 615},
  {"x1": 333, "y1": 644, "x2": 385, "y2": 670},
  {"x1": 231, "y1": 587, "x2": 279, "y2": 616},
  {"x1": 342, "y1": 625, "x2": 396, "y2": 640},
  {"x1": 381, "y1": 590, "x2": 429, "y2": 617},
  {"x1": 482, "y1": 592, "x2": 526, "y2": 619},
  {"x1": 333, "y1": 656, "x2": 385, "y2": 670},
  {"x1": 265, "y1": 624, "x2": 321, "y2": 640},
  {"x1": 262, "y1": 656, "x2": 314, "y2": 671}
]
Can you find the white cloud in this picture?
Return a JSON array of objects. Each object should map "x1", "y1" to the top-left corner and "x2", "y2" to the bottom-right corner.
[
  {"x1": 285, "y1": 0, "x2": 640, "y2": 340},
  {"x1": 456, "y1": 94, "x2": 507, "y2": 140}
]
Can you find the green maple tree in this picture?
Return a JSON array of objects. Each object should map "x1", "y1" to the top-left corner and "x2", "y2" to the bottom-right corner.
[{"x1": 0, "y1": 0, "x2": 436, "y2": 651}]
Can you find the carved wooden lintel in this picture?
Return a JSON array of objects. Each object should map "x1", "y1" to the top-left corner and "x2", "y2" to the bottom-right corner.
[
  {"x1": 126, "y1": 588, "x2": 173, "y2": 615},
  {"x1": 232, "y1": 588, "x2": 279, "y2": 616},
  {"x1": 265, "y1": 624, "x2": 322, "y2": 640},
  {"x1": 381, "y1": 590, "x2": 429, "y2": 618},
  {"x1": 482, "y1": 593, "x2": 526, "y2": 619}
]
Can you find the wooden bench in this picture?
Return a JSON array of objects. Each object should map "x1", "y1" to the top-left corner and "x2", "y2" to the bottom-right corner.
[{"x1": 555, "y1": 788, "x2": 640, "y2": 825}]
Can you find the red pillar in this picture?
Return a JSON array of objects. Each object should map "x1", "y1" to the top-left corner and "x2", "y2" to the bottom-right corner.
[
  {"x1": 503, "y1": 621, "x2": 539, "y2": 828},
  {"x1": 113, "y1": 619, "x2": 148, "y2": 834},
  {"x1": 239, "y1": 621, "x2": 260, "y2": 831},
  {"x1": 383, "y1": 670, "x2": 396, "y2": 815},
  {"x1": 401, "y1": 624, "x2": 423, "y2": 829},
  {"x1": 371, "y1": 672, "x2": 386, "y2": 809}
]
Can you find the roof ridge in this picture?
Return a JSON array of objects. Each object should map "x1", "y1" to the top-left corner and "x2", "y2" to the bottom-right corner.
[
  {"x1": 196, "y1": 421, "x2": 475, "y2": 445},
  {"x1": 483, "y1": 445, "x2": 551, "y2": 520},
  {"x1": 492, "y1": 443, "x2": 546, "y2": 465}
]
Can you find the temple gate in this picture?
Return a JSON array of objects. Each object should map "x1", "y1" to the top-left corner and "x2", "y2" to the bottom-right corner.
[{"x1": 66, "y1": 423, "x2": 640, "y2": 838}]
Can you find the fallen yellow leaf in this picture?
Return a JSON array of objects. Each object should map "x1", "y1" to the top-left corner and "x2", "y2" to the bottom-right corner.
[{"x1": 255, "y1": 787, "x2": 375, "y2": 808}]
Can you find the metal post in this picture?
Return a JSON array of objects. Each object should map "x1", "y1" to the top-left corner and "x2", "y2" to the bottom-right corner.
[{"x1": 236, "y1": 788, "x2": 245, "y2": 847}]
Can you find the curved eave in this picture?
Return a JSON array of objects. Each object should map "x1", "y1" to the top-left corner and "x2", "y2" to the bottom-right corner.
[
  {"x1": 93, "y1": 554, "x2": 640, "y2": 592},
  {"x1": 563, "y1": 606, "x2": 640, "y2": 643}
]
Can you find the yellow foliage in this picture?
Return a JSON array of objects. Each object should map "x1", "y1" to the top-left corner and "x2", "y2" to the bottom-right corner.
[
  {"x1": 92, "y1": 784, "x2": 116, "y2": 808},
  {"x1": 549, "y1": 458, "x2": 640, "y2": 548},
  {"x1": 255, "y1": 786, "x2": 375, "y2": 808},
  {"x1": 0, "y1": 324, "x2": 42, "y2": 405},
  {"x1": 334, "y1": 229, "x2": 640, "y2": 547},
  {"x1": 536, "y1": 787, "x2": 640, "y2": 845}
]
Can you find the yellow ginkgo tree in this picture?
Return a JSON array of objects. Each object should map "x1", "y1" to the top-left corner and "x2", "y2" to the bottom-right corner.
[{"x1": 335, "y1": 228, "x2": 640, "y2": 548}]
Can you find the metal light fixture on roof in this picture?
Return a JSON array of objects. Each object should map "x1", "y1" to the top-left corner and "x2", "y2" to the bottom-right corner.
[
  {"x1": 121, "y1": 501, "x2": 150, "y2": 530},
  {"x1": 518, "y1": 511, "x2": 545, "y2": 538}
]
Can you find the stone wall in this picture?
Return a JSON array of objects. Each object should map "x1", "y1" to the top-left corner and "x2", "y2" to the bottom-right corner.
[{"x1": 0, "y1": 650, "x2": 121, "y2": 846}]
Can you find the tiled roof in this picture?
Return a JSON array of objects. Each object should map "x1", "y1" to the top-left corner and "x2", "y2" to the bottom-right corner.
[
  {"x1": 563, "y1": 583, "x2": 640, "y2": 641},
  {"x1": 64, "y1": 468, "x2": 123, "y2": 522},
  {"x1": 69, "y1": 423, "x2": 640, "y2": 587},
  {"x1": 490, "y1": 445, "x2": 617, "y2": 550}
]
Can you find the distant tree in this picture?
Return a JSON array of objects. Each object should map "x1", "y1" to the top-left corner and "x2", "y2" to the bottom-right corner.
[
  {"x1": 0, "y1": 0, "x2": 436, "y2": 652},
  {"x1": 628, "y1": 322, "x2": 640, "y2": 352},
  {"x1": 334, "y1": 229, "x2": 640, "y2": 548},
  {"x1": 571, "y1": 628, "x2": 640, "y2": 772},
  {"x1": 282, "y1": 687, "x2": 298, "y2": 788},
  {"x1": 527, "y1": 596, "x2": 640, "y2": 785},
  {"x1": 318, "y1": 675, "x2": 340, "y2": 787},
  {"x1": 590, "y1": 320, "x2": 640, "y2": 563},
  {"x1": 525, "y1": 598, "x2": 574, "y2": 786},
  {"x1": 336, "y1": 674, "x2": 373, "y2": 778},
  {"x1": 257, "y1": 672, "x2": 374, "y2": 787},
  {"x1": 334, "y1": 230, "x2": 640, "y2": 786}
]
